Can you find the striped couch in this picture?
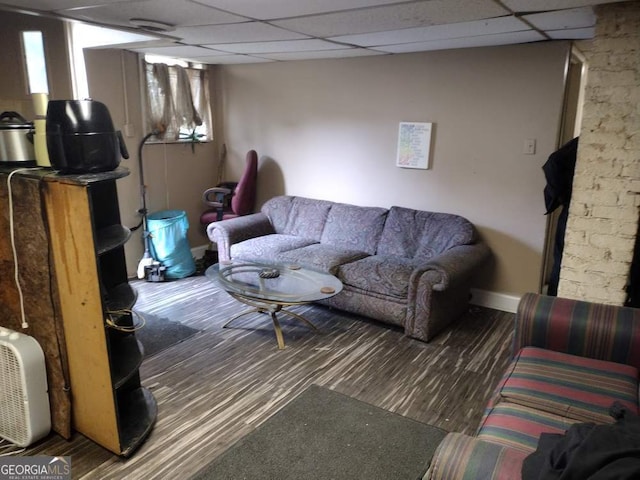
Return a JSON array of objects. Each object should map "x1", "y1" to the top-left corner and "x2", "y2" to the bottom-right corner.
[{"x1": 426, "y1": 292, "x2": 640, "y2": 479}]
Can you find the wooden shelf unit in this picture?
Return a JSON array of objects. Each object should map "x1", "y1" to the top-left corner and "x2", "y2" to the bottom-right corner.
[{"x1": 42, "y1": 168, "x2": 156, "y2": 457}]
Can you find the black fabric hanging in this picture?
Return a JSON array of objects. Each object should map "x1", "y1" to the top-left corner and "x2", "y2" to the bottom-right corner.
[
  {"x1": 625, "y1": 219, "x2": 640, "y2": 308},
  {"x1": 542, "y1": 137, "x2": 578, "y2": 296}
]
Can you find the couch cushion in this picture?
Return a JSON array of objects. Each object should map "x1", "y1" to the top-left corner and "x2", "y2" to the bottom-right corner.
[
  {"x1": 337, "y1": 255, "x2": 418, "y2": 299},
  {"x1": 276, "y1": 244, "x2": 369, "y2": 275},
  {"x1": 284, "y1": 197, "x2": 333, "y2": 240},
  {"x1": 320, "y1": 203, "x2": 388, "y2": 255},
  {"x1": 231, "y1": 234, "x2": 317, "y2": 263},
  {"x1": 261, "y1": 195, "x2": 295, "y2": 233},
  {"x1": 499, "y1": 347, "x2": 639, "y2": 424},
  {"x1": 428, "y1": 432, "x2": 530, "y2": 480},
  {"x1": 477, "y1": 402, "x2": 577, "y2": 453},
  {"x1": 377, "y1": 206, "x2": 476, "y2": 260}
]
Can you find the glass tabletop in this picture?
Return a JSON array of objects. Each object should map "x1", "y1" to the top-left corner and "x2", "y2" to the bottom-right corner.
[{"x1": 205, "y1": 261, "x2": 343, "y2": 304}]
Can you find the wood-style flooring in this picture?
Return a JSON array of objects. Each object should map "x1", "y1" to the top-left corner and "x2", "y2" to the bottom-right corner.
[{"x1": 23, "y1": 275, "x2": 515, "y2": 479}]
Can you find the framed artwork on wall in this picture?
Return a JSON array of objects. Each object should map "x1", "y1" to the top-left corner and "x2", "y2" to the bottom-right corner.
[{"x1": 396, "y1": 122, "x2": 432, "y2": 169}]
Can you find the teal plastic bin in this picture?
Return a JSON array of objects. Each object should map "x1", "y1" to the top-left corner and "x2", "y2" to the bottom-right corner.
[{"x1": 147, "y1": 210, "x2": 196, "y2": 279}]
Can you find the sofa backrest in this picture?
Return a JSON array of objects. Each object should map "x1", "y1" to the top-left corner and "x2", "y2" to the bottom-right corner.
[
  {"x1": 377, "y1": 206, "x2": 477, "y2": 260},
  {"x1": 262, "y1": 196, "x2": 332, "y2": 241},
  {"x1": 320, "y1": 203, "x2": 388, "y2": 255}
]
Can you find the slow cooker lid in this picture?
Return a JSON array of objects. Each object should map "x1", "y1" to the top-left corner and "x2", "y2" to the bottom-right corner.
[{"x1": 0, "y1": 111, "x2": 33, "y2": 129}]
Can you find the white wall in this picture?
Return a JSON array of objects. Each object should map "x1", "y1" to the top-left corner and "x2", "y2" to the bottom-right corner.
[
  {"x1": 216, "y1": 41, "x2": 570, "y2": 295},
  {"x1": 84, "y1": 49, "x2": 219, "y2": 276}
]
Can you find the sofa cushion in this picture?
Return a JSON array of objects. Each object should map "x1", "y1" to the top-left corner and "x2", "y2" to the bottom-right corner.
[
  {"x1": 276, "y1": 244, "x2": 369, "y2": 274},
  {"x1": 231, "y1": 234, "x2": 318, "y2": 263},
  {"x1": 320, "y1": 203, "x2": 388, "y2": 255},
  {"x1": 477, "y1": 402, "x2": 577, "y2": 453},
  {"x1": 378, "y1": 206, "x2": 476, "y2": 260},
  {"x1": 428, "y1": 432, "x2": 530, "y2": 480},
  {"x1": 499, "y1": 347, "x2": 639, "y2": 424},
  {"x1": 337, "y1": 255, "x2": 418, "y2": 299},
  {"x1": 261, "y1": 195, "x2": 294, "y2": 233},
  {"x1": 284, "y1": 197, "x2": 333, "y2": 240}
]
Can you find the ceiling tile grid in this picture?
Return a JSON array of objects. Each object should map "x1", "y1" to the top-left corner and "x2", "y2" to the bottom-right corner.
[{"x1": 0, "y1": 0, "x2": 622, "y2": 63}]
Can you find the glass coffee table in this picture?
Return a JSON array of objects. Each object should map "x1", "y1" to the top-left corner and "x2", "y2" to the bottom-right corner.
[{"x1": 205, "y1": 261, "x2": 343, "y2": 349}]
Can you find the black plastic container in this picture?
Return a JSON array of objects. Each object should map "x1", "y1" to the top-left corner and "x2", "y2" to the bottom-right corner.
[{"x1": 46, "y1": 100, "x2": 129, "y2": 173}]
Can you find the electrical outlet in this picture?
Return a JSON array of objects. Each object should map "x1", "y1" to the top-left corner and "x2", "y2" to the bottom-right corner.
[{"x1": 523, "y1": 138, "x2": 536, "y2": 155}]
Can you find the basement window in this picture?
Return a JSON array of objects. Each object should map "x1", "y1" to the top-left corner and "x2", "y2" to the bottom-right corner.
[
  {"x1": 143, "y1": 55, "x2": 212, "y2": 144},
  {"x1": 21, "y1": 31, "x2": 49, "y2": 94}
]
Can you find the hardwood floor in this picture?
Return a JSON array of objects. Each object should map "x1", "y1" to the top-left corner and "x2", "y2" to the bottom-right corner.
[{"x1": 23, "y1": 275, "x2": 515, "y2": 479}]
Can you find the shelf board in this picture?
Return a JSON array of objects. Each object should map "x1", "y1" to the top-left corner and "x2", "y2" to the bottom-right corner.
[
  {"x1": 109, "y1": 335, "x2": 144, "y2": 389},
  {"x1": 117, "y1": 387, "x2": 157, "y2": 457},
  {"x1": 105, "y1": 283, "x2": 138, "y2": 312},
  {"x1": 1, "y1": 166, "x2": 131, "y2": 183},
  {"x1": 96, "y1": 225, "x2": 131, "y2": 255}
]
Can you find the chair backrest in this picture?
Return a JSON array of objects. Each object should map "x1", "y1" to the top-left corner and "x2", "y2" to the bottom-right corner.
[{"x1": 230, "y1": 150, "x2": 258, "y2": 216}]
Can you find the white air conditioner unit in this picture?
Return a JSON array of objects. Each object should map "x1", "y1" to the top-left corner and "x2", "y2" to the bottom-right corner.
[{"x1": 0, "y1": 327, "x2": 51, "y2": 447}]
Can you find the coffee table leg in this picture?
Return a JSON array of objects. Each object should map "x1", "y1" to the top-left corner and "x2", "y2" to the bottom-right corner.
[
  {"x1": 270, "y1": 312, "x2": 286, "y2": 350},
  {"x1": 222, "y1": 307, "x2": 261, "y2": 328},
  {"x1": 280, "y1": 309, "x2": 318, "y2": 331}
]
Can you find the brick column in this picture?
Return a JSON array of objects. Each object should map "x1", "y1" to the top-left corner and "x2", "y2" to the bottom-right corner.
[{"x1": 558, "y1": 1, "x2": 640, "y2": 304}]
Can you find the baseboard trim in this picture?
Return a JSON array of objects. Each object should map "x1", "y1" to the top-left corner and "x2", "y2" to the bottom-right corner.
[
  {"x1": 470, "y1": 289, "x2": 521, "y2": 313},
  {"x1": 191, "y1": 244, "x2": 210, "y2": 259}
]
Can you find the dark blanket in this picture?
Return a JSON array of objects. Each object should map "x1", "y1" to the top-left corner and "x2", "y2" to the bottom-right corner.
[{"x1": 522, "y1": 404, "x2": 640, "y2": 479}]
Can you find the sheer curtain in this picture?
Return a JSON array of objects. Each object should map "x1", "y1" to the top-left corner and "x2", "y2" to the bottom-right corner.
[{"x1": 144, "y1": 61, "x2": 211, "y2": 141}]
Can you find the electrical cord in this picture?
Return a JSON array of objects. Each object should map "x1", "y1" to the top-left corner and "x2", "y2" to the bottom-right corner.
[
  {"x1": 0, "y1": 438, "x2": 25, "y2": 456},
  {"x1": 105, "y1": 309, "x2": 146, "y2": 332},
  {"x1": 7, "y1": 168, "x2": 44, "y2": 329}
]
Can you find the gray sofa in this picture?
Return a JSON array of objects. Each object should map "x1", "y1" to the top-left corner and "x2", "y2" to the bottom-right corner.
[{"x1": 207, "y1": 196, "x2": 491, "y2": 342}]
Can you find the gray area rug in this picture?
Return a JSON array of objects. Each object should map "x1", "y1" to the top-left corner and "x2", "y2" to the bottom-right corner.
[
  {"x1": 135, "y1": 312, "x2": 199, "y2": 357},
  {"x1": 192, "y1": 384, "x2": 447, "y2": 480}
]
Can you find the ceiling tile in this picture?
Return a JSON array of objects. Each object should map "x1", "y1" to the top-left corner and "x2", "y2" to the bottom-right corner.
[
  {"x1": 199, "y1": 55, "x2": 274, "y2": 64},
  {"x1": 502, "y1": 0, "x2": 622, "y2": 13},
  {"x1": 271, "y1": 0, "x2": 510, "y2": 37},
  {"x1": 58, "y1": 0, "x2": 248, "y2": 28},
  {"x1": 523, "y1": 7, "x2": 595, "y2": 30},
  {"x1": 130, "y1": 45, "x2": 224, "y2": 57},
  {"x1": 172, "y1": 22, "x2": 309, "y2": 44},
  {"x1": 376, "y1": 30, "x2": 545, "y2": 53},
  {"x1": 0, "y1": 0, "x2": 121, "y2": 10},
  {"x1": 331, "y1": 15, "x2": 529, "y2": 46},
  {"x1": 192, "y1": 0, "x2": 410, "y2": 20},
  {"x1": 546, "y1": 26, "x2": 595, "y2": 39},
  {"x1": 259, "y1": 49, "x2": 385, "y2": 61},
  {"x1": 204, "y1": 39, "x2": 347, "y2": 54}
]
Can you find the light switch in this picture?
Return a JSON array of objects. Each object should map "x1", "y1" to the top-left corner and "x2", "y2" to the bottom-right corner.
[{"x1": 523, "y1": 138, "x2": 536, "y2": 155}]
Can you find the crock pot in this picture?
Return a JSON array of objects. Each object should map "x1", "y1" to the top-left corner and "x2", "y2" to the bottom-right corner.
[{"x1": 0, "y1": 111, "x2": 36, "y2": 165}]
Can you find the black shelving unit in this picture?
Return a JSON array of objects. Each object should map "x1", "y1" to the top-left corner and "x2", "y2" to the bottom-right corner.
[{"x1": 43, "y1": 168, "x2": 156, "y2": 457}]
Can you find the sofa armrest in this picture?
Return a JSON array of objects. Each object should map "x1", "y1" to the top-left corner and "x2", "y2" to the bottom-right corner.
[
  {"x1": 425, "y1": 433, "x2": 527, "y2": 480},
  {"x1": 206, "y1": 213, "x2": 275, "y2": 261},
  {"x1": 412, "y1": 243, "x2": 491, "y2": 291},
  {"x1": 514, "y1": 292, "x2": 640, "y2": 368}
]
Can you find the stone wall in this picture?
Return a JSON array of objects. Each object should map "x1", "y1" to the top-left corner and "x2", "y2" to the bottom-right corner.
[{"x1": 558, "y1": 1, "x2": 640, "y2": 304}]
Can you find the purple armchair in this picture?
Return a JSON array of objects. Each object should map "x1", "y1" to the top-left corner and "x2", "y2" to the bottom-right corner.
[{"x1": 200, "y1": 150, "x2": 258, "y2": 226}]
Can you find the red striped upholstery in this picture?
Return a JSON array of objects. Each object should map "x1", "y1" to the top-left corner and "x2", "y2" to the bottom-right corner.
[
  {"x1": 477, "y1": 402, "x2": 577, "y2": 453},
  {"x1": 424, "y1": 295, "x2": 640, "y2": 480},
  {"x1": 500, "y1": 347, "x2": 638, "y2": 424},
  {"x1": 514, "y1": 293, "x2": 640, "y2": 369},
  {"x1": 428, "y1": 432, "x2": 528, "y2": 480}
]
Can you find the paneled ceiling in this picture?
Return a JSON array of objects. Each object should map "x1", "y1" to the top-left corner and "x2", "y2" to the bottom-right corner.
[{"x1": 0, "y1": 0, "x2": 624, "y2": 64}]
